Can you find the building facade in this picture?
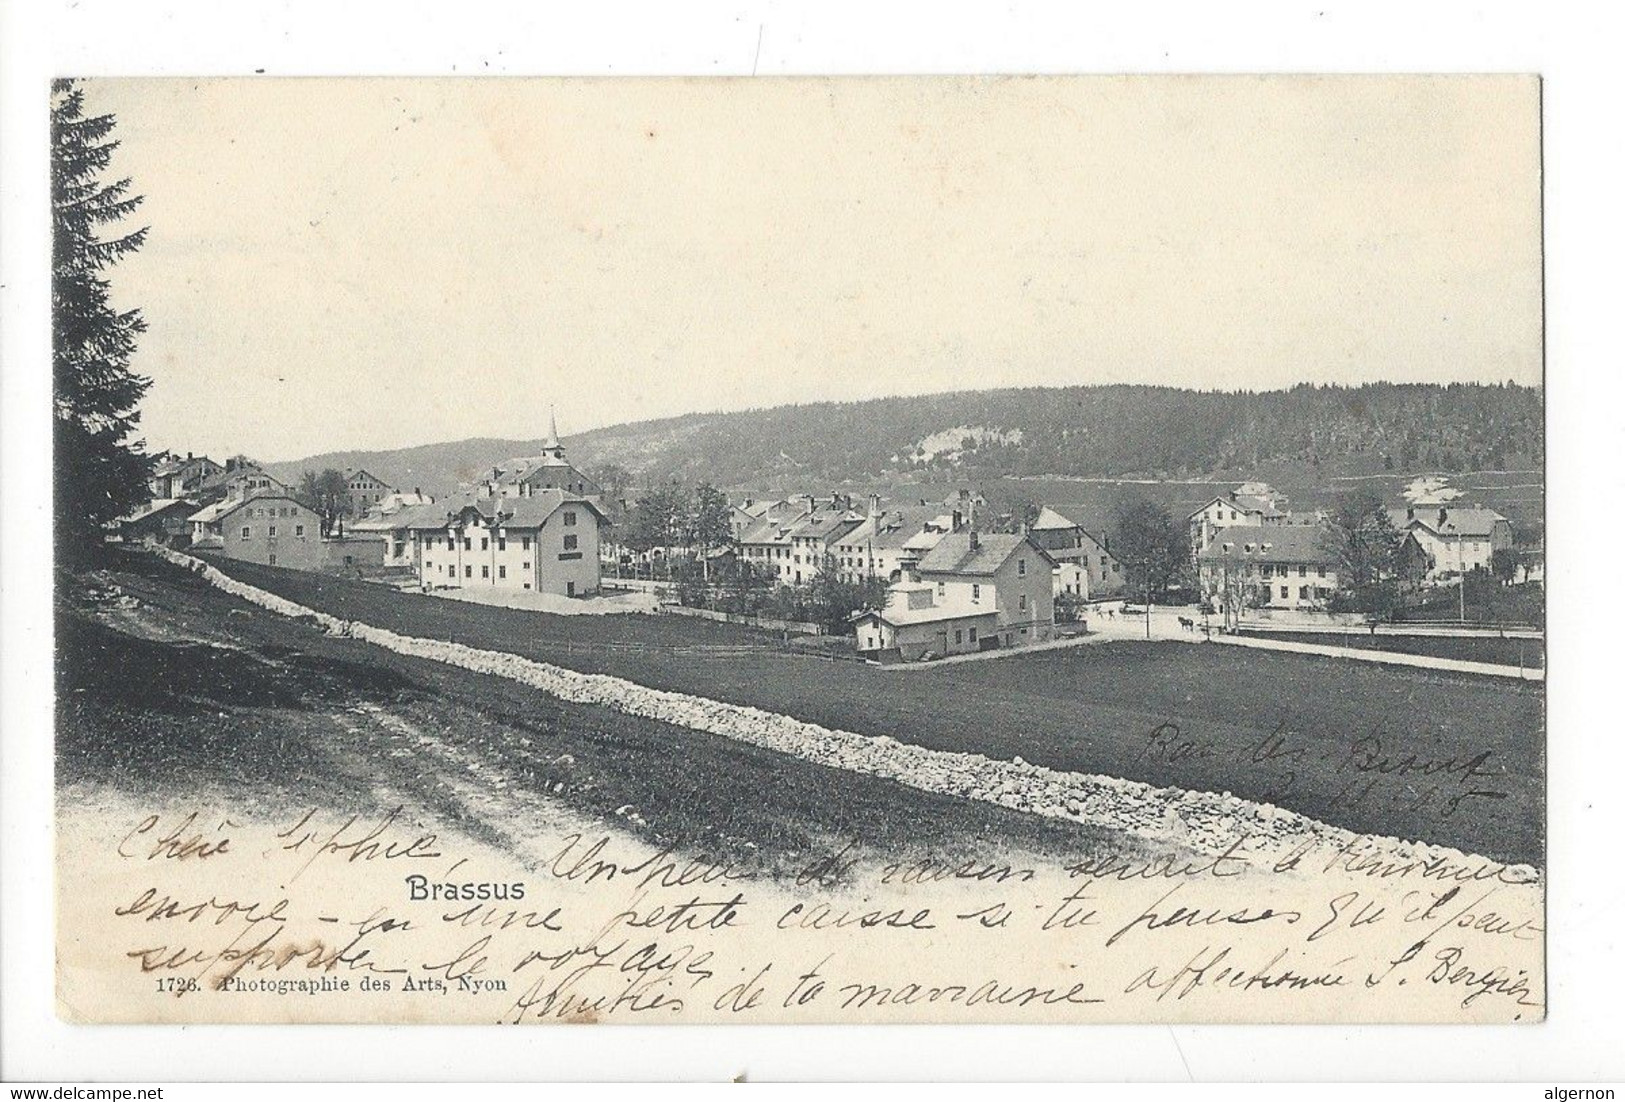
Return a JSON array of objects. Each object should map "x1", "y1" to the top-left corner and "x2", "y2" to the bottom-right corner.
[
  {"x1": 916, "y1": 531, "x2": 1057, "y2": 648},
  {"x1": 1197, "y1": 524, "x2": 1340, "y2": 612},
  {"x1": 213, "y1": 495, "x2": 326, "y2": 570},
  {"x1": 1388, "y1": 505, "x2": 1514, "y2": 580},
  {"x1": 853, "y1": 581, "x2": 1000, "y2": 661},
  {"x1": 407, "y1": 492, "x2": 606, "y2": 597},
  {"x1": 1028, "y1": 506, "x2": 1124, "y2": 598}
]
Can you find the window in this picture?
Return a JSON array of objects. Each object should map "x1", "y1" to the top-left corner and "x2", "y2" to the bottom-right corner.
[
  {"x1": 498, "y1": 538, "x2": 507, "y2": 551},
  {"x1": 954, "y1": 630, "x2": 963, "y2": 645},
  {"x1": 972, "y1": 584, "x2": 980, "y2": 600},
  {"x1": 1018, "y1": 559, "x2": 1027, "y2": 576},
  {"x1": 563, "y1": 534, "x2": 578, "y2": 551},
  {"x1": 498, "y1": 565, "x2": 506, "y2": 579},
  {"x1": 463, "y1": 538, "x2": 472, "y2": 550},
  {"x1": 567, "y1": 582, "x2": 576, "y2": 596},
  {"x1": 1019, "y1": 594, "x2": 1028, "y2": 612},
  {"x1": 522, "y1": 561, "x2": 530, "y2": 570},
  {"x1": 522, "y1": 537, "x2": 531, "y2": 551},
  {"x1": 464, "y1": 566, "x2": 472, "y2": 578},
  {"x1": 481, "y1": 566, "x2": 490, "y2": 578},
  {"x1": 969, "y1": 627, "x2": 977, "y2": 642},
  {"x1": 1298, "y1": 565, "x2": 1307, "y2": 577},
  {"x1": 240, "y1": 526, "x2": 251, "y2": 540},
  {"x1": 296, "y1": 524, "x2": 304, "y2": 537},
  {"x1": 1280, "y1": 585, "x2": 1288, "y2": 599},
  {"x1": 268, "y1": 525, "x2": 277, "y2": 537},
  {"x1": 1317, "y1": 566, "x2": 1326, "y2": 577},
  {"x1": 480, "y1": 538, "x2": 489, "y2": 551},
  {"x1": 937, "y1": 582, "x2": 945, "y2": 598},
  {"x1": 563, "y1": 510, "x2": 577, "y2": 527},
  {"x1": 447, "y1": 537, "x2": 455, "y2": 550}
]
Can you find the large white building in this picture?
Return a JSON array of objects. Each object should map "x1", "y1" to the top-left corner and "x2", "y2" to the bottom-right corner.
[{"x1": 405, "y1": 492, "x2": 606, "y2": 597}]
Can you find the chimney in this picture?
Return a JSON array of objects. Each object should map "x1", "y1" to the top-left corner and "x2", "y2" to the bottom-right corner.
[
  {"x1": 1438, "y1": 506, "x2": 1448, "y2": 525},
  {"x1": 868, "y1": 493, "x2": 882, "y2": 523},
  {"x1": 1406, "y1": 506, "x2": 1415, "y2": 521},
  {"x1": 952, "y1": 509, "x2": 963, "y2": 532},
  {"x1": 969, "y1": 529, "x2": 980, "y2": 552}
]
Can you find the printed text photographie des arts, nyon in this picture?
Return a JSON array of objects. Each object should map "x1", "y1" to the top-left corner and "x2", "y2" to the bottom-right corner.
[{"x1": 54, "y1": 75, "x2": 1543, "y2": 1025}]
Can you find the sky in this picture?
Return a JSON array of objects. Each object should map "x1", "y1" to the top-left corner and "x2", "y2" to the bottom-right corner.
[{"x1": 86, "y1": 76, "x2": 1542, "y2": 463}]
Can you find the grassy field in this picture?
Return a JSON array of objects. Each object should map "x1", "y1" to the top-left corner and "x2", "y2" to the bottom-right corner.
[
  {"x1": 198, "y1": 553, "x2": 1546, "y2": 866},
  {"x1": 1245, "y1": 629, "x2": 1545, "y2": 669},
  {"x1": 59, "y1": 554, "x2": 1133, "y2": 877}
]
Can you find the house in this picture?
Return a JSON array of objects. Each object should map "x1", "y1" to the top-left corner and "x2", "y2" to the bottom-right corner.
[
  {"x1": 186, "y1": 464, "x2": 290, "y2": 546},
  {"x1": 1388, "y1": 504, "x2": 1513, "y2": 581},
  {"x1": 832, "y1": 497, "x2": 953, "y2": 584},
  {"x1": 340, "y1": 469, "x2": 395, "y2": 517},
  {"x1": 1027, "y1": 506, "x2": 1124, "y2": 598},
  {"x1": 1187, "y1": 483, "x2": 1294, "y2": 555},
  {"x1": 785, "y1": 510, "x2": 864, "y2": 586},
  {"x1": 916, "y1": 530, "x2": 1057, "y2": 648},
  {"x1": 196, "y1": 462, "x2": 288, "y2": 507},
  {"x1": 120, "y1": 498, "x2": 199, "y2": 549},
  {"x1": 738, "y1": 515, "x2": 801, "y2": 585},
  {"x1": 147, "y1": 452, "x2": 222, "y2": 499},
  {"x1": 404, "y1": 491, "x2": 607, "y2": 597},
  {"x1": 212, "y1": 495, "x2": 326, "y2": 570},
  {"x1": 854, "y1": 581, "x2": 1000, "y2": 661},
  {"x1": 738, "y1": 505, "x2": 864, "y2": 587},
  {"x1": 1197, "y1": 524, "x2": 1339, "y2": 611},
  {"x1": 346, "y1": 494, "x2": 439, "y2": 568}
]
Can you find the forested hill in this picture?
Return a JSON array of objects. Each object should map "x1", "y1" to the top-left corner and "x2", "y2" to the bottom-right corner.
[{"x1": 268, "y1": 383, "x2": 1543, "y2": 496}]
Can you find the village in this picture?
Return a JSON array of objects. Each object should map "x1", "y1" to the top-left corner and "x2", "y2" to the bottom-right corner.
[{"x1": 116, "y1": 413, "x2": 1543, "y2": 669}]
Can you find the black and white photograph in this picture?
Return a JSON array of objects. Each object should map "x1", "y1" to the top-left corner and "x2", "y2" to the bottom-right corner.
[{"x1": 35, "y1": 72, "x2": 1553, "y2": 1030}]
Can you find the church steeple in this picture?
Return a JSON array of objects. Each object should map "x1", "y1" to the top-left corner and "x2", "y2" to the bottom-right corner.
[{"x1": 542, "y1": 406, "x2": 564, "y2": 459}]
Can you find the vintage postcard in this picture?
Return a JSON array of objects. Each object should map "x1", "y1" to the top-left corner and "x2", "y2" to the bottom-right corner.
[{"x1": 54, "y1": 75, "x2": 1544, "y2": 1025}]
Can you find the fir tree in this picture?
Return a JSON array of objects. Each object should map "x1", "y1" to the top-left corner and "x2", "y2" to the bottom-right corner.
[{"x1": 52, "y1": 78, "x2": 152, "y2": 559}]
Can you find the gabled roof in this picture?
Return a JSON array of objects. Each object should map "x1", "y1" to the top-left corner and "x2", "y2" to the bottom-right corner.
[
  {"x1": 1197, "y1": 524, "x2": 1335, "y2": 565},
  {"x1": 214, "y1": 494, "x2": 315, "y2": 523},
  {"x1": 786, "y1": 512, "x2": 863, "y2": 542},
  {"x1": 1389, "y1": 506, "x2": 1508, "y2": 539},
  {"x1": 123, "y1": 498, "x2": 197, "y2": 524},
  {"x1": 199, "y1": 465, "x2": 284, "y2": 494},
  {"x1": 1030, "y1": 506, "x2": 1078, "y2": 531},
  {"x1": 856, "y1": 584, "x2": 1000, "y2": 628},
  {"x1": 739, "y1": 514, "x2": 801, "y2": 545},
  {"x1": 187, "y1": 500, "x2": 234, "y2": 524},
  {"x1": 918, "y1": 532, "x2": 1055, "y2": 577},
  {"x1": 838, "y1": 505, "x2": 945, "y2": 551},
  {"x1": 402, "y1": 491, "x2": 605, "y2": 531}
]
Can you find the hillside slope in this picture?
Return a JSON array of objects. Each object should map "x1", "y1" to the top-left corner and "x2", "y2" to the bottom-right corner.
[{"x1": 266, "y1": 382, "x2": 1543, "y2": 497}]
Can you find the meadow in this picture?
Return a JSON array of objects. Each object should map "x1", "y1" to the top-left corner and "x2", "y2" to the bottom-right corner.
[{"x1": 203, "y1": 556, "x2": 1545, "y2": 866}]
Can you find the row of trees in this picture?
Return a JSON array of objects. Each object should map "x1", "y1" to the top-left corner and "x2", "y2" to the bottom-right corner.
[
  {"x1": 670, "y1": 555, "x2": 889, "y2": 634},
  {"x1": 614, "y1": 481, "x2": 734, "y2": 571}
]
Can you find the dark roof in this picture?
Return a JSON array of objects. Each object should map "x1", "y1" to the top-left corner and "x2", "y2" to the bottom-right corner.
[
  {"x1": 214, "y1": 494, "x2": 316, "y2": 522},
  {"x1": 917, "y1": 532, "x2": 1054, "y2": 576},
  {"x1": 1197, "y1": 524, "x2": 1335, "y2": 565},
  {"x1": 1389, "y1": 506, "x2": 1509, "y2": 539},
  {"x1": 787, "y1": 512, "x2": 864, "y2": 541},
  {"x1": 402, "y1": 491, "x2": 605, "y2": 531}
]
